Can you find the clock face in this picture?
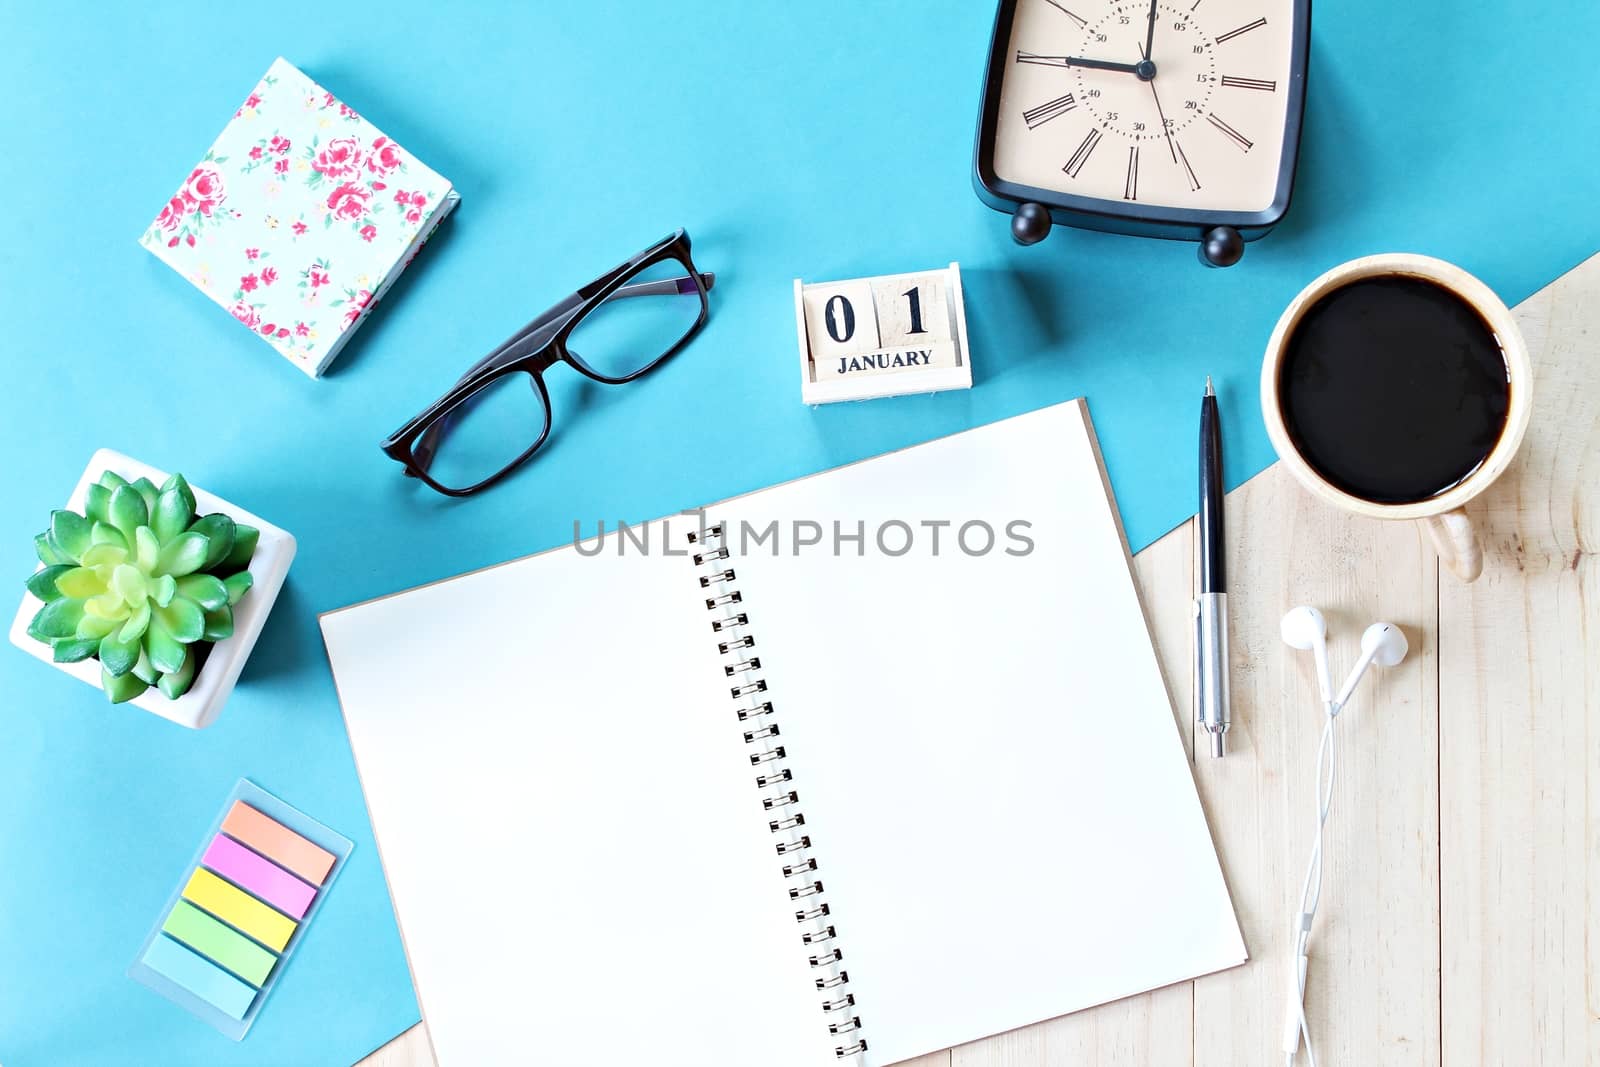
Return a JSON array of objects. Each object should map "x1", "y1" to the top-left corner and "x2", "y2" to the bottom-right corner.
[{"x1": 991, "y1": 0, "x2": 1296, "y2": 214}]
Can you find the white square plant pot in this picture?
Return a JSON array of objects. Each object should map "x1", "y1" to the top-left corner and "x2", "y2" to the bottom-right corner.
[{"x1": 8, "y1": 449, "x2": 295, "y2": 729}]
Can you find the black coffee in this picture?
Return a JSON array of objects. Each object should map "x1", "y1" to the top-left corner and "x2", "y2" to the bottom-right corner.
[{"x1": 1278, "y1": 275, "x2": 1511, "y2": 504}]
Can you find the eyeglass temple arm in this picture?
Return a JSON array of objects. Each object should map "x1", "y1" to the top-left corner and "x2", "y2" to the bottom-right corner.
[
  {"x1": 600, "y1": 271, "x2": 716, "y2": 299},
  {"x1": 453, "y1": 271, "x2": 716, "y2": 387},
  {"x1": 411, "y1": 270, "x2": 716, "y2": 472}
]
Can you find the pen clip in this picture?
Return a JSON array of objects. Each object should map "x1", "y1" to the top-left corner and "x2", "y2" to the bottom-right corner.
[{"x1": 1192, "y1": 597, "x2": 1203, "y2": 727}]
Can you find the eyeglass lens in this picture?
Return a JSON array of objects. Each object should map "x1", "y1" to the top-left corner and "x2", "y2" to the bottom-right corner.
[
  {"x1": 419, "y1": 255, "x2": 702, "y2": 491},
  {"x1": 565, "y1": 257, "x2": 705, "y2": 381},
  {"x1": 424, "y1": 371, "x2": 548, "y2": 492}
]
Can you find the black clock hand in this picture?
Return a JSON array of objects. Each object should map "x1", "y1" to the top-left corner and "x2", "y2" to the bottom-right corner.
[
  {"x1": 1149, "y1": 81, "x2": 1177, "y2": 163},
  {"x1": 1138, "y1": 43, "x2": 1178, "y2": 163},
  {"x1": 1144, "y1": 0, "x2": 1158, "y2": 68},
  {"x1": 1016, "y1": 51, "x2": 1142, "y2": 75}
]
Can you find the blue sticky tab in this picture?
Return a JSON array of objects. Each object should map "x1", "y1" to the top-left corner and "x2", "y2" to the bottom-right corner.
[{"x1": 141, "y1": 935, "x2": 258, "y2": 1021}]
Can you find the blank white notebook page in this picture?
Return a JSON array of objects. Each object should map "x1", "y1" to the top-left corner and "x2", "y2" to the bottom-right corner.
[
  {"x1": 320, "y1": 531, "x2": 841, "y2": 1066},
  {"x1": 710, "y1": 400, "x2": 1245, "y2": 1064}
]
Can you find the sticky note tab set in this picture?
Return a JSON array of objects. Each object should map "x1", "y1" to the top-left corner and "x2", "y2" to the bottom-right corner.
[{"x1": 128, "y1": 779, "x2": 351, "y2": 1040}]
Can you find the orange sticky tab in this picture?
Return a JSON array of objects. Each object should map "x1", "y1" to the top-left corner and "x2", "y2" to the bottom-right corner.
[{"x1": 220, "y1": 802, "x2": 337, "y2": 886}]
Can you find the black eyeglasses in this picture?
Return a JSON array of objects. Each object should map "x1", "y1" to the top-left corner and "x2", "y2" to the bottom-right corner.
[{"x1": 382, "y1": 229, "x2": 714, "y2": 496}]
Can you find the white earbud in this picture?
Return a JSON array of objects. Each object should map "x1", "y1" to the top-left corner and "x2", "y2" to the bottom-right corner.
[
  {"x1": 1278, "y1": 611, "x2": 1410, "y2": 1067},
  {"x1": 1332, "y1": 623, "x2": 1408, "y2": 710},
  {"x1": 1280, "y1": 606, "x2": 1333, "y2": 706}
]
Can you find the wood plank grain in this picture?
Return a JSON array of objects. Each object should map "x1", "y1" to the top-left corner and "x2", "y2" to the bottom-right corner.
[
  {"x1": 1185, "y1": 459, "x2": 1441, "y2": 1067},
  {"x1": 1438, "y1": 253, "x2": 1600, "y2": 1065},
  {"x1": 356, "y1": 1023, "x2": 433, "y2": 1067},
  {"x1": 891, "y1": 1053, "x2": 953, "y2": 1067}
]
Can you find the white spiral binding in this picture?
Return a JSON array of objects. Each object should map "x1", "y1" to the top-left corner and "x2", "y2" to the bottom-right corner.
[{"x1": 689, "y1": 523, "x2": 869, "y2": 1061}]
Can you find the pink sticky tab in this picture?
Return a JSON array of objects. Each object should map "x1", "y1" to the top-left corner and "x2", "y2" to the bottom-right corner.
[{"x1": 202, "y1": 834, "x2": 318, "y2": 920}]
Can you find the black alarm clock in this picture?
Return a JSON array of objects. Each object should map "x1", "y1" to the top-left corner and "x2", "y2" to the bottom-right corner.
[{"x1": 973, "y1": 0, "x2": 1310, "y2": 266}]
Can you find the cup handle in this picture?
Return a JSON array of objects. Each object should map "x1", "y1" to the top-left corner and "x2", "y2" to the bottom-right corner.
[{"x1": 1419, "y1": 509, "x2": 1483, "y2": 583}]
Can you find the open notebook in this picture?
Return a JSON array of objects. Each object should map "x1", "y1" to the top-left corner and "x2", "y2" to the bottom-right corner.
[{"x1": 320, "y1": 399, "x2": 1244, "y2": 1065}]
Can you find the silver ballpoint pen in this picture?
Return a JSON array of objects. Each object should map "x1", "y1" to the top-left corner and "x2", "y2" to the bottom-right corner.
[{"x1": 1196, "y1": 376, "x2": 1231, "y2": 757}]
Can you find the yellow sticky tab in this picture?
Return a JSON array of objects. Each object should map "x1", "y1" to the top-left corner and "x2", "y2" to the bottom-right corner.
[{"x1": 182, "y1": 868, "x2": 297, "y2": 952}]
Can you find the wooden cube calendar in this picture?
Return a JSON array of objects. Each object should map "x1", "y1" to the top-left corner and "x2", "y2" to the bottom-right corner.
[{"x1": 794, "y1": 263, "x2": 972, "y2": 404}]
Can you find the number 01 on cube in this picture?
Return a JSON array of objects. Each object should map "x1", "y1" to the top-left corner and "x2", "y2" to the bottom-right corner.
[{"x1": 794, "y1": 263, "x2": 972, "y2": 404}]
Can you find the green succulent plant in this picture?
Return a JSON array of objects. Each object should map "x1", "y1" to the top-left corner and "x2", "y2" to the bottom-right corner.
[{"x1": 25, "y1": 470, "x2": 257, "y2": 704}]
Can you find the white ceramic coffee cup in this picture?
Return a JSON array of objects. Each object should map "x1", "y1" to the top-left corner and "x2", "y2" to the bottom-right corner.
[{"x1": 1261, "y1": 254, "x2": 1533, "y2": 583}]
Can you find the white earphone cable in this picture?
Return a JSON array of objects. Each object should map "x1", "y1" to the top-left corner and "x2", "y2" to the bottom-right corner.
[
  {"x1": 1278, "y1": 613, "x2": 1407, "y2": 1067},
  {"x1": 1285, "y1": 695, "x2": 1345, "y2": 1067}
]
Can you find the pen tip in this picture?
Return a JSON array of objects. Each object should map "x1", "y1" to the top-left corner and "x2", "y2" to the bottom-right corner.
[{"x1": 1204, "y1": 375, "x2": 1214, "y2": 397}]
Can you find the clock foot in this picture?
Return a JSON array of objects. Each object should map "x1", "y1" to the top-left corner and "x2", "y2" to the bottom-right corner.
[
  {"x1": 1199, "y1": 226, "x2": 1244, "y2": 268},
  {"x1": 1011, "y1": 202, "x2": 1053, "y2": 246}
]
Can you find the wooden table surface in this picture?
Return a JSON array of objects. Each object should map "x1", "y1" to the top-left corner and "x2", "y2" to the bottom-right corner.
[{"x1": 359, "y1": 253, "x2": 1599, "y2": 1067}]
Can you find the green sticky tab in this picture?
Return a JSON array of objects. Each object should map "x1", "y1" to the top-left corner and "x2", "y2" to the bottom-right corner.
[{"x1": 161, "y1": 899, "x2": 279, "y2": 987}]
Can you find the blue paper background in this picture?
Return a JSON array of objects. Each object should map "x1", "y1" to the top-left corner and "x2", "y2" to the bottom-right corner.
[{"x1": 1, "y1": 3, "x2": 1594, "y2": 1065}]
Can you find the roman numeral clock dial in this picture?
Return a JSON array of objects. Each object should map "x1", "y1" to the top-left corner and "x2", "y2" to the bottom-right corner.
[{"x1": 975, "y1": 0, "x2": 1307, "y2": 265}]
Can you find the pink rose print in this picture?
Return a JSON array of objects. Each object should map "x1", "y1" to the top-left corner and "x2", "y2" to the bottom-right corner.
[
  {"x1": 292, "y1": 220, "x2": 308, "y2": 235},
  {"x1": 181, "y1": 166, "x2": 226, "y2": 217},
  {"x1": 276, "y1": 327, "x2": 291, "y2": 339},
  {"x1": 245, "y1": 248, "x2": 259, "y2": 260},
  {"x1": 365, "y1": 136, "x2": 404, "y2": 177},
  {"x1": 297, "y1": 258, "x2": 335, "y2": 301},
  {"x1": 295, "y1": 322, "x2": 310, "y2": 337},
  {"x1": 157, "y1": 196, "x2": 186, "y2": 232},
  {"x1": 404, "y1": 190, "x2": 428, "y2": 225},
  {"x1": 312, "y1": 86, "x2": 359, "y2": 119},
  {"x1": 240, "y1": 274, "x2": 258, "y2": 292},
  {"x1": 343, "y1": 289, "x2": 373, "y2": 328},
  {"x1": 186, "y1": 234, "x2": 196, "y2": 247},
  {"x1": 327, "y1": 181, "x2": 371, "y2": 222},
  {"x1": 269, "y1": 134, "x2": 291, "y2": 154},
  {"x1": 230, "y1": 301, "x2": 260, "y2": 330},
  {"x1": 249, "y1": 145, "x2": 263, "y2": 160},
  {"x1": 260, "y1": 322, "x2": 277, "y2": 336},
  {"x1": 234, "y1": 91, "x2": 262, "y2": 118},
  {"x1": 394, "y1": 189, "x2": 411, "y2": 204},
  {"x1": 261, "y1": 267, "x2": 278, "y2": 286},
  {"x1": 274, "y1": 158, "x2": 289, "y2": 174},
  {"x1": 312, "y1": 137, "x2": 364, "y2": 181},
  {"x1": 360, "y1": 225, "x2": 377, "y2": 242}
]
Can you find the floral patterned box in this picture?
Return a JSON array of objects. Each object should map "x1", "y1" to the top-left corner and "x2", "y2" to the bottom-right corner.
[{"x1": 140, "y1": 57, "x2": 458, "y2": 378}]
